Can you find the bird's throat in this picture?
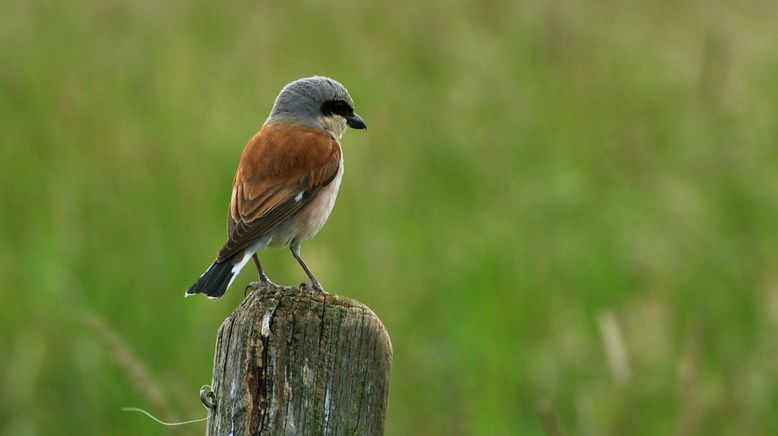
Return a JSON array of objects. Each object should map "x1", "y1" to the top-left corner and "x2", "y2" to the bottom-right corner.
[{"x1": 319, "y1": 115, "x2": 347, "y2": 139}]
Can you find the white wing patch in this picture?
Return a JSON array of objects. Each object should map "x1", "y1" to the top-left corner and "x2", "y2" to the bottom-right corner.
[{"x1": 294, "y1": 191, "x2": 304, "y2": 202}]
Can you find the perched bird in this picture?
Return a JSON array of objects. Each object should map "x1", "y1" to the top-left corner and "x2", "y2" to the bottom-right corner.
[{"x1": 186, "y1": 76, "x2": 366, "y2": 299}]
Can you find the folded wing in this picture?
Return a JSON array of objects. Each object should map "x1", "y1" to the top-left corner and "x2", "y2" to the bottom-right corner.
[{"x1": 217, "y1": 122, "x2": 342, "y2": 263}]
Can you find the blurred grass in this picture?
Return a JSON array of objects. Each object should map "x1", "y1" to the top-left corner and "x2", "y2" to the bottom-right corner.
[{"x1": 1, "y1": 0, "x2": 778, "y2": 434}]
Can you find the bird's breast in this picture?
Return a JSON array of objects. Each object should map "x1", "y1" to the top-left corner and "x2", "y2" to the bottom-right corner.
[{"x1": 267, "y1": 158, "x2": 344, "y2": 247}]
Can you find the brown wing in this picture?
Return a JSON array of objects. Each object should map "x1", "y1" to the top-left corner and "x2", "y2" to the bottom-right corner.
[{"x1": 217, "y1": 122, "x2": 342, "y2": 262}]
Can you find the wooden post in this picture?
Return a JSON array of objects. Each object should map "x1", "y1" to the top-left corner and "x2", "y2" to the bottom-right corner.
[{"x1": 206, "y1": 285, "x2": 392, "y2": 435}]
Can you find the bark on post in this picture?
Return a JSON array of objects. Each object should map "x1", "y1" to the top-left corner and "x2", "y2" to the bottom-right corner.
[{"x1": 206, "y1": 285, "x2": 392, "y2": 435}]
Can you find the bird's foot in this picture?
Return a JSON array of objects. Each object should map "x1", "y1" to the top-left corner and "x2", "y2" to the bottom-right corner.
[
  {"x1": 244, "y1": 279, "x2": 277, "y2": 296},
  {"x1": 299, "y1": 282, "x2": 327, "y2": 294},
  {"x1": 259, "y1": 273, "x2": 276, "y2": 288}
]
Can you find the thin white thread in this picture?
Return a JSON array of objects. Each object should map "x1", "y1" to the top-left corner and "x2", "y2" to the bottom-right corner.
[{"x1": 121, "y1": 407, "x2": 208, "y2": 426}]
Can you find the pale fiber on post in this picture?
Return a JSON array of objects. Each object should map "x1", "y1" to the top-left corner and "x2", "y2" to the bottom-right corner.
[{"x1": 207, "y1": 285, "x2": 392, "y2": 435}]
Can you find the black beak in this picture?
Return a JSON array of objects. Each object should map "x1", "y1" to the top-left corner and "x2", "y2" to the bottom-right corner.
[{"x1": 346, "y1": 112, "x2": 367, "y2": 130}]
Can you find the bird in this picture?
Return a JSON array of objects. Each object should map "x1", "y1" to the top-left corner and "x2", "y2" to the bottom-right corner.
[{"x1": 185, "y1": 76, "x2": 366, "y2": 299}]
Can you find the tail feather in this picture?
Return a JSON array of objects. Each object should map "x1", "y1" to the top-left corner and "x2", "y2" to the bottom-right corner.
[
  {"x1": 186, "y1": 240, "x2": 267, "y2": 300},
  {"x1": 186, "y1": 261, "x2": 235, "y2": 299}
]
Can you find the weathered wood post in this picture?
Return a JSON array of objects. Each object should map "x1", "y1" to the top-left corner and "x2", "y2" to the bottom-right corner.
[{"x1": 206, "y1": 285, "x2": 392, "y2": 435}]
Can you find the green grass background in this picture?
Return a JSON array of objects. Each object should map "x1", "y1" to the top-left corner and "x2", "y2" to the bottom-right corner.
[{"x1": 2, "y1": 0, "x2": 778, "y2": 434}]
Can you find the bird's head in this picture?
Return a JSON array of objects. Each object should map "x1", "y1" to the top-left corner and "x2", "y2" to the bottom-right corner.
[{"x1": 268, "y1": 76, "x2": 367, "y2": 138}]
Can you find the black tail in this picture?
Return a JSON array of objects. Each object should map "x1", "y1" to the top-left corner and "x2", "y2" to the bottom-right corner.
[{"x1": 185, "y1": 261, "x2": 235, "y2": 299}]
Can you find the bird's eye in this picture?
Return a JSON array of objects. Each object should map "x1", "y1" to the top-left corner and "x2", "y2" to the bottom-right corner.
[{"x1": 321, "y1": 100, "x2": 352, "y2": 117}]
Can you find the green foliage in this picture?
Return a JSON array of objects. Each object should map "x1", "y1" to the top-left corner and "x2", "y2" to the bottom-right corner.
[{"x1": 1, "y1": 0, "x2": 777, "y2": 434}]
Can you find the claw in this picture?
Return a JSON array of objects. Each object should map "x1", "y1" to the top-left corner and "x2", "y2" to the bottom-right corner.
[{"x1": 245, "y1": 282, "x2": 260, "y2": 296}]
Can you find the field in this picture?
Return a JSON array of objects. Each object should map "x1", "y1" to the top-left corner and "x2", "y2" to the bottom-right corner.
[{"x1": 1, "y1": 0, "x2": 777, "y2": 434}]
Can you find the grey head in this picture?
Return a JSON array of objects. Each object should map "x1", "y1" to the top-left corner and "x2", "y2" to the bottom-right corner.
[{"x1": 266, "y1": 76, "x2": 367, "y2": 138}]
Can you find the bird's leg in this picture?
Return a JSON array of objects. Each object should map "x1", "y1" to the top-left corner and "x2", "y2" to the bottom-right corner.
[
  {"x1": 252, "y1": 254, "x2": 275, "y2": 285},
  {"x1": 246, "y1": 254, "x2": 275, "y2": 295},
  {"x1": 290, "y1": 241, "x2": 325, "y2": 293}
]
